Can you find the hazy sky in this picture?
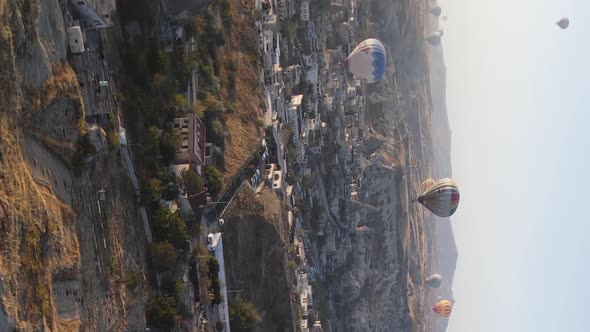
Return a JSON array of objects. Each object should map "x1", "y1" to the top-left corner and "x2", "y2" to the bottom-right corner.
[{"x1": 438, "y1": 0, "x2": 590, "y2": 331}]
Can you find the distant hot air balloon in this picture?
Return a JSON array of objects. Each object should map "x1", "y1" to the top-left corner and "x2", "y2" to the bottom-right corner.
[
  {"x1": 432, "y1": 299, "x2": 453, "y2": 318},
  {"x1": 556, "y1": 17, "x2": 569, "y2": 29},
  {"x1": 341, "y1": 38, "x2": 386, "y2": 83},
  {"x1": 429, "y1": 6, "x2": 442, "y2": 17},
  {"x1": 425, "y1": 274, "x2": 442, "y2": 288},
  {"x1": 426, "y1": 31, "x2": 443, "y2": 45},
  {"x1": 417, "y1": 178, "x2": 460, "y2": 217}
]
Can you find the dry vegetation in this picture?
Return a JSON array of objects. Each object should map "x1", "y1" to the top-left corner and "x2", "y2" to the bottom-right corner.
[
  {"x1": 0, "y1": 5, "x2": 81, "y2": 328},
  {"x1": 217, "y1": 0, "x2": 266, "y2": 181}
]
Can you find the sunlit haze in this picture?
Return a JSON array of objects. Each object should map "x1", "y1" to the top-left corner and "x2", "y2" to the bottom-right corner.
[{"x1": 440, "y1": 0, "x2": 589, "y2": 331}]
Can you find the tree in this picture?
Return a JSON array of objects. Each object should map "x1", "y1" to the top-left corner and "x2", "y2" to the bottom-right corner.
[
  {"x1": 209, "y1": 121, "x2": 227, "y2": 149},
  {"x1": 150, "y1": 241, "x2": 177, "y2": 272},
  {"x1": 208, "y1": 255, "x2": 220, "y2": 278},
  {"x1": 142, "y1": 178, "x2": 163, "y2": 203},
  {"x1": 151, "y1": 72, "x2": 167, "y2": 94},
  {"x1": 171, "y1": 93, "x2": 188, "y2": 111},
  {"x1": 145, "y1": 126, "x2": 161, "y2": 156},
  {"x1": 190, "y1": 16, "x2": 207, "y2": 37},
  {"x1": 160, "y1": 131, "x2": 179, "y2": 165},
  {"x1": 147, "y1": 47, "x2": 170, "y2": 75},
  {"x1": 205, "y1": 166, "x2": 224, "y2": 198},
  {"x1": 189, "y1": 103, "x2": 204, "y2": 117},
  {"x1": 162, "y1": 278, "x2": 185, "y2": 298},
  {"x1": 107, "y1": 128, "x2": 120, "y2": 151},
  {"x1": 229, "y1": 300, "x2": 262, "y2": 332},
  {"x1": 180, "y1": 169, "x2": 203, "y2": 195},
  {"x1": 216, "y1": 321, "x2": 225, "y2": 331},
  {"x1": 224, "y1": 56, "x2": 238, "y2": 73},
  {"x1": 152, "y1": 206, "x2": 189, "y2": 249},
  {"x1": 280, "y1": 19, "x2": 297, "y2": 39},
  {"x1": 146, "y1": 295, "x2": 180, "y2": 329}
]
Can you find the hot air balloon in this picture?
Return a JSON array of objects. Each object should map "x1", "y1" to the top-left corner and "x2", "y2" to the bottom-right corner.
[
  {"x1": 417, "y1": 178, "x2": 460, "y2": 217},
  {"x1": 426, "y1": 31, "x2": 443, "y2": 45},
  {"x1": 556, "y1": 17, "x2": 569, "y2": 29},
  {"x1": 341, "y1": 38, "x2": 386, "y2": 83},
  {"x1": 429, "y1": 6, "x2": 442, "y2": 17},
  {"x1": 425, "y1": 274, "x2": 442, "y2": 288},
  {"x1": 432, "y1": 299, "x2": 453, "y2": 317}
]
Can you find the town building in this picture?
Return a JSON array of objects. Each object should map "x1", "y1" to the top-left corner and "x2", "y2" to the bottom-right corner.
[
  {"x1": 66, "y1": 25, "x2": 85, "y2": 54},
  {"x1": 300, "y1": 0, "x2": 310, "y2": 21},
  {"x1": 173, "y1": 113, "x2": 206, "y2": 176},
  {"x1": 207, "y1": 233, "x2": 231, "y2": 332},
  {"x1": 71, "y1": 0, "x2": 111, "y2": 28}
]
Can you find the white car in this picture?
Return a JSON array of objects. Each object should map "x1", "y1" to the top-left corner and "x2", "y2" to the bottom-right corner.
[{"x1": 218, "y1": 218, "x2": 225, "y2": 226}]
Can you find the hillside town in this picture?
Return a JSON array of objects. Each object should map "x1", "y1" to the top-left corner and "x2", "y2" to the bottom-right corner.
[{"x1": 0, "y1": 0, "x2": 444, "y2": 330}]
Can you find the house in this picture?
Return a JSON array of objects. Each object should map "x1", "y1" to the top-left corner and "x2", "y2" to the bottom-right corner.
[
  {"x1": 173, "y1": 113, "x2": 206, "y2": 176},
  {"x1": 310, "y1": 321, "x2": 323, "y2": 332},
  {"x1": 286, "y1": 95, "x2": 306, "y2": 164},
  {"x1": 272, "y1": 170, "x2": 283, "y2": 192},
  {"x1": 300, "y1": 0, "x2": 310, "y2": 21},
  {"x1": 286, "y1": 185, "x2": 295, "y2": 207},
  {"x1": 71, "y1": 0, "x2": 111, "y2": 28},
  {"x1": 283, "y1": 65, "x2": 303, "y2": 88},
  {"x1": 66, "y1": 25, "x2": 85, "y2": 54}
]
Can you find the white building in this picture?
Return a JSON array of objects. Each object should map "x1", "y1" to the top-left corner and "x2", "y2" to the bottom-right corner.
[
  {"x1": 300, "y1": 0, "x2": 310, "y2": 21},
  {"x1": 207, "y1": 233, "x2": 231, "y2": 332},
  {"x1": 66, "y1": 25, "x2": 85, "y2": 54},
  {"x1": 272, "y1": 170, "x2": 284, "y2": 192},
  {"x1": 286, "y1": 95, "x2": 305, "y2": 164},
  {"x1": 284, "y1": 65, "x2": 303, "y2": 88}
]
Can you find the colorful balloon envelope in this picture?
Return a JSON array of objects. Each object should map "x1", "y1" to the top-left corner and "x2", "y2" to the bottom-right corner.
[
  {"x1": 419, "y1": 178, "x2": 436, "y2": 194},
  {"x1": 432, "y1": 299, "x2": 453, "y2": 317},
  {"x1": 342, "y1": 38, "x2": 386, "y2": 83},
  {"x1": 417, "y1": 178, "x2": 460, "y2": 217}
]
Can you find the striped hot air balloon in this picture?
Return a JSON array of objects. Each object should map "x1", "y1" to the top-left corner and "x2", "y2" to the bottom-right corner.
[
  {"x1": 420, "y1": 178, "x2": 436, "y2": 194},
  {"x1": 432, "y1": 299, "x2": 453, "y2": 318},
  {"x1": 341, "y1": 38, "x2": 386, "y2": 83},
  {"x1": 417, "y1": 178, "x2": 460, "y2": 217}
]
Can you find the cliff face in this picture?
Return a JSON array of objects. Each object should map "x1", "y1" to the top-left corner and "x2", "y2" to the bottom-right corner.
[{"x1": 0, "y1": 1, "x2": 148, "y2": 330}]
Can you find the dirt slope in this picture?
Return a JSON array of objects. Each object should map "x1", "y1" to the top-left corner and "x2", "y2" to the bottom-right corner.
[
  {"x1": 221, "y1": 183, "x2": 296, "y2": 331},
  {"x1": 0, "y1": 1, "x2": 148, "y2": 330},
  {"x1": 218, "y1": 0, "x2": 266, "y2": 181}
]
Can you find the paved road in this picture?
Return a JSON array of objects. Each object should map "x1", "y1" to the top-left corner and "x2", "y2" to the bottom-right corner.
[{"x1": 121, "y1": 145, "x2": 153, "y2": 243}]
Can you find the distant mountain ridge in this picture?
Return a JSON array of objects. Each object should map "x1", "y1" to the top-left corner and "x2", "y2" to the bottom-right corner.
[{"x1": 428, "y1": 33, "x2": 459, "y2": 332}]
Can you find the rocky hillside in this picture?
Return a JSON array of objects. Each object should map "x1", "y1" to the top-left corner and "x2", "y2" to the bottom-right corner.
[
  {"x1": 316, "y1": 0, "x2": 457, "y2": 331},
  {"x1": 0, "y1": 0, "x2": 148, "y2": 330},
  {"x1": 221, "y1": 183, "x2": 296, "y2": 332}
]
